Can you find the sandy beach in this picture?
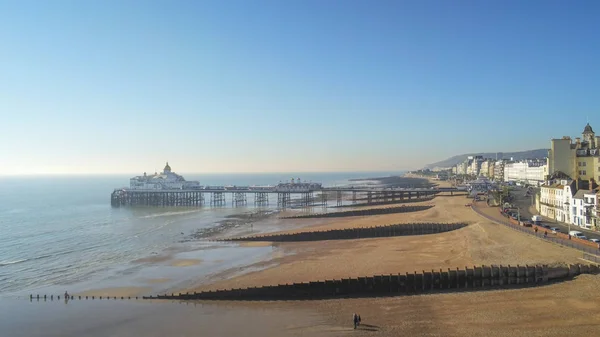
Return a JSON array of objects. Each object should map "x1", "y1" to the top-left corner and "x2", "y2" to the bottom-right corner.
[
  {"x1": 14, "y1": 175, "x2": 600, "y2": 336},
  {"x1": 189, "y1": 190, "x2": 582, "y2": 292},
  {"x1": 174, "y1": 175, "x2": 598, "y2": 335}
]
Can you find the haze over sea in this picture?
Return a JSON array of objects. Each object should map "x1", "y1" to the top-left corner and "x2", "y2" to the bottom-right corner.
[{"x1": 0, "y1": 171, "x2": 400, "y2": 297}]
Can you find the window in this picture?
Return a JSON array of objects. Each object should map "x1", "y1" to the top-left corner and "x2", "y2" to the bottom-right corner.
[{"x1": 583, "y1": 162, "x2": 587, "y2": 166}]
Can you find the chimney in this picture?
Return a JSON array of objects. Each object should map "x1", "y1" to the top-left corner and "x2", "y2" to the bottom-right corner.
[{"x1": 576, "y1": 137, "x2": 581, "y2": 148}]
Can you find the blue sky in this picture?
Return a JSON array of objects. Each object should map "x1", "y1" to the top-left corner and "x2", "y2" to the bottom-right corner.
[{"x1": 1, "y1": 0, "x2": 599, "y2": 174}]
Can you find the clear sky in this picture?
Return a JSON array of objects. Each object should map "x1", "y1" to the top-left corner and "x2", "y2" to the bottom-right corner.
[{"x1": 1, "y1": 0, "x2": 599, "y2": 175}]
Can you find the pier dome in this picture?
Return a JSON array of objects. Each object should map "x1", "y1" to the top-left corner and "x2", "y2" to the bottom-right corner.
[
  {"x1": 583, "y1": 123, "x2": 594, "y2": 134},
  {"x1": 129, "y1": 162, "x2": 200, "y2": 190}
]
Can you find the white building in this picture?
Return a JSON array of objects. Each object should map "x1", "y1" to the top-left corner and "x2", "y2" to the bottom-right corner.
[
  {"x1": 464, "y1": 156, "x2": 474, "y2": 175},
  {"x1": 469, "y1": 156, "x2": 485, "y2": 176},
  {"x1": 539, "y1": 177, "x2": 600, "y2": 229},
  {"x1": 562, "y1": 182, "x2": 576, "y2": 224},
  {"x1": 129, "y1": 162, "x2": 200, "y2": 190},
  {"x1": 585, "y1": 191, "x2": 599, "y2": 229},
  {"x1": 571, "y1": 189, "x2": 599, "y2": 229},
  {"x1": 539, "y1": 180, "x2": 568, "y2": 220},
  {"x1": 273, "y1": 178, "x2": 322, "y2": 192},
  {"x1": 480, "y1": 160, "x2": 490, "y2": 178},
  {"x1": 503, "y1": 160, "x2": 547, "y2": 186},
  {"x1": 456, "y1": 157, "x2": 470, "y2": 175},
  {"x1": 493, "y1": 160, "x2": 506, "y2": 182}
]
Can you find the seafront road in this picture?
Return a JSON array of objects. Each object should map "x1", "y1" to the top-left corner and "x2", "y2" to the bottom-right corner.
[
  {"x1": 508, "y1": 187, "x2": 600, "y2": 242},
  {"x1": 471, "y1": 200, "x2": 600, "y2": 257}
]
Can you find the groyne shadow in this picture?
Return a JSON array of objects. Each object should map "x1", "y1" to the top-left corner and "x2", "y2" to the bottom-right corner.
[
  {"x1": 281, "y1": 204, "x2": 433, "y2": 219},
  {"x1": 219, "y1": 222, "x2": 467, "y2": 243},
  {"x1": 144, "y1": 264, "x2": 599, "y2": 302}
]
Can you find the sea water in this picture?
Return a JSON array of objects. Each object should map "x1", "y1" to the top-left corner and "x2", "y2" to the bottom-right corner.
[{"x1": 0, "y1": 172, "x2": 400, "y2": 297}]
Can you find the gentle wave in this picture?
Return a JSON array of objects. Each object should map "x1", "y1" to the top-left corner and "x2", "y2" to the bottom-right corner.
[
  {"x1": 0, "y1": 259, "x2": 29, "y2": 267},
  {"x1": 139, "y1": 209, "x2": 202, "y2": 219},
  {"x1": 0, "y1": 249, "x2": 76, "y2": 268}
]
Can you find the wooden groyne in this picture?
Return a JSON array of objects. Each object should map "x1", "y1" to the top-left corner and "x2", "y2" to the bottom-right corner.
[
  {"x1": 29, "y1": 294, "x2": 140, "y2": 301},
  {"x1": 332, "y1": 196, "x2": 436, "y2": 208},
  {"x1": 220, "y1": 222, "x2": 467, "y2": 243},
  {"x1": 280, "y1": 205, "x2": 433, "y2": 219},
  {"x1": 143, "y1": 264, "x2": 600, "y2": 301}
]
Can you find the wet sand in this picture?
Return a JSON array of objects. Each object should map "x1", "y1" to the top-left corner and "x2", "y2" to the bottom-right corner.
[
  {"x1": 170, "y1": 259, "x2": 202, "y2": 267},
  {"x1": 68, "y1": 210, "x2": 303, "y2": 298},
  {"x1": 1, "y1": 298, "x2": 345, "y2": 337},
  {"x1": 77, "y1": 286, "x2": 152, "y2": 297}
]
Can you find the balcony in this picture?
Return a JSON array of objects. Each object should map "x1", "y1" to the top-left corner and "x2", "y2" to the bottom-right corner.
[{"x1": 539, "y1": 201, "x2": 561, "y2": 209}]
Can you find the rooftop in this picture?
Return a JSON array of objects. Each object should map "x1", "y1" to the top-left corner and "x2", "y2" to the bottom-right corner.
[{"x1": 573, "y1": 189, "x2": 598, "y2": 199}]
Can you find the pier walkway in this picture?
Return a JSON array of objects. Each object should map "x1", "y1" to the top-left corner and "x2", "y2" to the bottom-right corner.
[{"x1": 111, "y1": 187, "x2": 460, "y2": 208}]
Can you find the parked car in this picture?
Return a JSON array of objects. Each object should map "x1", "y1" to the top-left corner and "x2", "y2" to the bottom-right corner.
[
  {"x1": 573, "y1": 233, "x2": 587, "y2": 240},
  {"x1": 541, "y1": 224, "x2": 551, "y2": 229},
  {"x1": 589, "y1": 238, "x2": 600, "y2": 243},
  {"x1": 550, "y1": 227, "x2": 560, "y2": 234}
]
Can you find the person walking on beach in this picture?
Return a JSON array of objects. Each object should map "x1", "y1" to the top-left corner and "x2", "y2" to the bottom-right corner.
[
  {"x1": 353, "y1": 313, "x2": 358, "y2": 329},
  {"x1": 544, "y1": 230, "x2": 548, "y2": 238},
  {"x1": 358, "y1": 314, "x2": 361, "y2": 326}
]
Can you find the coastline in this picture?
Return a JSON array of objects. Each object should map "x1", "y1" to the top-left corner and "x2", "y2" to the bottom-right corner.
[{"x1": 11, "y1": 174, "x2": 600, "y2": 335}]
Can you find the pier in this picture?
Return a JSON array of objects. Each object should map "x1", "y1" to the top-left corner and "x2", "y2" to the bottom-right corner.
[
  {"x1": 110, "y1": 187, "x2": 451, "y2": 208},
  {"x1": 111, "y1": 163, "x2": 460, "y2": 208}
]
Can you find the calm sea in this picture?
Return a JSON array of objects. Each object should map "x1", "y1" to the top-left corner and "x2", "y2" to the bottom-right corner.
[{"x1": 0, "y1": 172, "x2": 401, "y2": 297}]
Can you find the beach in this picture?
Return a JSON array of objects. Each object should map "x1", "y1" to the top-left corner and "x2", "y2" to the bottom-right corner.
[
  {"x1": 178, "y1": 175, "x2": 600, "y2": 335},
  {"x1": 6, "y1": 174, "x2": 600, "y2": 336}
]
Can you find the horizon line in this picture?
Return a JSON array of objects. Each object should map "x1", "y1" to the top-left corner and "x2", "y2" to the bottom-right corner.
[{"x1": 0, "y1": 169, "x2": 411, "y2": 177}]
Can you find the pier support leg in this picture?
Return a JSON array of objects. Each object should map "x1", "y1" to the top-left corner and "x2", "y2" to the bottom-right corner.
[
  {"x1": 277, "y1": 192, "x2": 290, "y2": 209},
  {"x1": 254, "y1": 192, "x2": 268, "y2": 207},
  {"x1": 211, "y1": 192, "x2": 225, "y2": 207},
  {"x1": 233, "y1": 192, "x2": 247, "y2": 207}
]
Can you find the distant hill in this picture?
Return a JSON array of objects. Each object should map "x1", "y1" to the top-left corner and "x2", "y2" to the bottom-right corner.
[{"x1": 424, "y1": 149, "x2": 549, "y2": 169}]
